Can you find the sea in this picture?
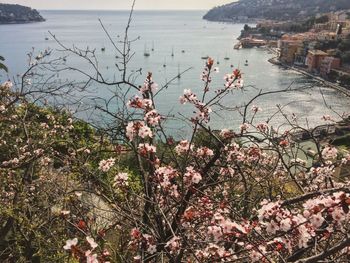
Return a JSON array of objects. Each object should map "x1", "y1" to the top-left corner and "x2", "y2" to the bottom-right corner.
[{"x1": 1, "y1": 10, "x2": 349, "y2": 137}]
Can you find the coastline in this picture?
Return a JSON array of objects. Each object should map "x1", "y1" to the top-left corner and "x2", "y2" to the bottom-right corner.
[
  {"x1": 0, "y1": 20, "x2": 45, "y2": 25},
  {"x1": 267, "y1": 55, "x2": 350, "y2": 97},
  {"x1": 203, "y1": 18, "x2": 259, "y2": 24}
]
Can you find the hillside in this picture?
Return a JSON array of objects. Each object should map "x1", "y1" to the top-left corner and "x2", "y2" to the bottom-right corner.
[
  {"x1": 0, "y1": 3, "x2": 45, "y2": 24},
  {"x1": 203, "y1": 0, "x2": 350, "y2": 22}
]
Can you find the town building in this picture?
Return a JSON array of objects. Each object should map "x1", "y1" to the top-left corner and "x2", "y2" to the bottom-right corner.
[
  {"x1": 240, "y1": 37, "x2": 267, "y2": 48},
  {"x1": 278, "y1": 33, "x2": 318, "y2": 64},
  {"x1": 278, "y1": 39, "x2": 301, "y2": 64},
  {"x1": 319, "y1": 56, "x2": 341, "y2": 77},
  {"x1": 306, "y1": 50, "x2": 328, "y2": 72}
]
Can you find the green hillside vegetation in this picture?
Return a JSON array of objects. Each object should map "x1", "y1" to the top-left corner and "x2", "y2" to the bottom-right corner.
[
  {"x1": 0, "y1": 3, "x2": 44, "y2": 24},
  {"x1": 204, "y1": 0, "x2": 350, "y2": 22}
]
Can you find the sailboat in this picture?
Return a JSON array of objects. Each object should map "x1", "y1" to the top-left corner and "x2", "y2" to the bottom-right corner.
[
  {"x1": 177, "y1": 64, "x2": 181, "y2": 79},
  {"x1": 151, "y1": 41, "x2": 155, "y2": 52},
  {"x1": 244, "y1": 60, "x2": 248, "y2": 66},
  {"x1": 144, "y1": 44, "x2": 150, "y2": 57},
  {"x1": 163, "y1": 57, "x2": 167, "y2": 68},
  {"x1": 171, "y1": 47, "x2": 174, "y2": 57},
  {"x1": 224, "y1": 53, "x2": 230, "y2": 60}
]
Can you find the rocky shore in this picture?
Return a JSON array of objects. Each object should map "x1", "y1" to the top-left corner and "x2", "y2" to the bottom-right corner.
[{"x1": 0, "y1": 3, "x2": 45, "y2": 24}]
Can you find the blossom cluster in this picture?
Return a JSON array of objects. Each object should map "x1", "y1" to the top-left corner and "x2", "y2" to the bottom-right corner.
[
  {"x1": 126, "y1": 121, "x2": 153, "y2": 141},
  {"x1": 63, "y1": 236, "x2": 110, "y2": 263},
  {"x1": 98, "y1": 158, "x2": 115, "y2": 172}
]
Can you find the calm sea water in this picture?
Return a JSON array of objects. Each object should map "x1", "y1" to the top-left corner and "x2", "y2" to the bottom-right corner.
[{"x1": 1, "y1": 10, "x2": 349, "y2": 136}]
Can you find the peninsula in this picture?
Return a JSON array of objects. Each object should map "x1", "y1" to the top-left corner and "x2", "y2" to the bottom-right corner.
[
  {"x1": 0, "y1": 3, "x2": 45, "y2": 24},
  {"x1": 203, "y1": 0, "x2": 350, "y2": 22}
]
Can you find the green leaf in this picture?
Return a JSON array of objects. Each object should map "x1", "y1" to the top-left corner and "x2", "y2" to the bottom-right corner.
[{"x1": 0, "y1": 63, "x2": 8, "y2": 73}]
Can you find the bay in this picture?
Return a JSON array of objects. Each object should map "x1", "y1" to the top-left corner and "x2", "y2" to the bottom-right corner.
[{"x1": 1, "y1": 10, "x2": 349, "y2": 136}]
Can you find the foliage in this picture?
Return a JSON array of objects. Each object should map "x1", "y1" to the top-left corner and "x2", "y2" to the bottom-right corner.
[
  {"x1": 0, "y1": 80, "x2": 113, "y2": 262},
  {"x1": 332, "y1": 133, "x2": 350, "y2": 147},
  {"x1": 0, "y1": 3, "x2": 45, "y2": 24},
  {"x1": 203, "y1": 0, "x2": 350, "y2": 22},
  {"x1": 1, "y1": 6, "x2": 350, "y2": 263},
  {"x1": 0, "y1": 55, "x2": 8, "y2": 73},
  {"x1": 341, "y1": 51, "x2": 350, "y2": 64}
]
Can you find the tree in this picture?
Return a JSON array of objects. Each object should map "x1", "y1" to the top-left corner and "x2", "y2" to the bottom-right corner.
[
  {"x1": 315, "y1": 15, "x2": 329, "y2": 24},
  {"x1": 341, "y1": 51, "x2": 350, "y2": 64},
  {"x1": 1, "y1": 1, "x2": 350, "y2": 262}
]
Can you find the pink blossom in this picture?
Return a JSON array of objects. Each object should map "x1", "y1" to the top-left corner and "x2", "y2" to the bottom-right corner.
[
  {"x1": 127, "y1": 96, "x2": 153, "y2": 110},
  {"x1": 207, "y1": 225, "x2": 223, "y2": 240},
  {"x1": 322, "y1": 145, "x2": 338, "y2": 159},
  {"x1": 219, "y1": 128, "x2": 235, "y2": 139},
  {"x1": 0, "y1": 105, "x2": 5, "y2": 112},
  {"x1": 40, "y1": 157, "x2": 52, "y2": 166},
  {"x1": 114, "y1": 172, "x2": 129, "y2": 187},
  {"x1": 239, "y1": 123, "x2": 249, "y2": 132},
  {"x1": 98, "y1": 158, "x2": 115, "y2": 172},
  {"x1": 84, "y1": 148, "x2": 91, "y2": 154},
  {"x1": 138, "y1": 125, "x2": 153, "y2": 139},
  {"x1": 147, "y1": 244, "x2": 157, "y2": 254},
  {"x1": 165, "y1": 236, "x2": 181, "y2": 254},
  {"x1": 179, "y1": 89, "x2": 198, "y2": 104},
  {"x1": 175, "y1": 140, "x2": 193, "y2": 154},
  {"x1": 196, "y1": 147, "x2": 214, "y2": 157},
  {"x1": 2, "y1": 81, "x2": 13, "y2": 90},
  {"x1": 249, "y1": 245, "x2": 267, "y2": 262},
  {"x1": 331, "y1": 207, "x2": 345, "y2": 223},
  {"x1": 126, "y1": 121, "x2": 153, "y2": 140},
  {"x1": 144, "y1": 109, "x2": 161, "y2": 126},
  {"x1": 63, "y1": 238, "x2": 78, "y2": 250},
  {"x1": 309, "y1": 213, "x2": 325, "y2": 228},
  {"x1": 279, "y1": 218, "x2": 292, "y2": 232},
  {"x1": 265, "y1": 220, "x2": 279, "y2": 234},
  {"x1": 184, "y1": 166, "x2": 202, "y2": 185},
  {"x1": 251, "y1": 105, "x2": 262, "y2": 113},
  {"x1": 85, "y1": 250, "x2": 99, "y2": 263},
  {"x1": 140, "y1": 74, "x2": 158, "y2": 94},
  {"x1": 256, "y1": 122, "x2": 269, "y2": 133},
  {"x1": 138, "y1": 143, "x2": 156, "y2": 155},
  {"x1": 298, "y1": 225, "x2": 312, "y2": 248},
  {"x1": 126, "y1": 121, "x2": 137, "y2": 141},
  {"x1": 86, "y1": 236, "x2": 98, "y2": 249}
]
